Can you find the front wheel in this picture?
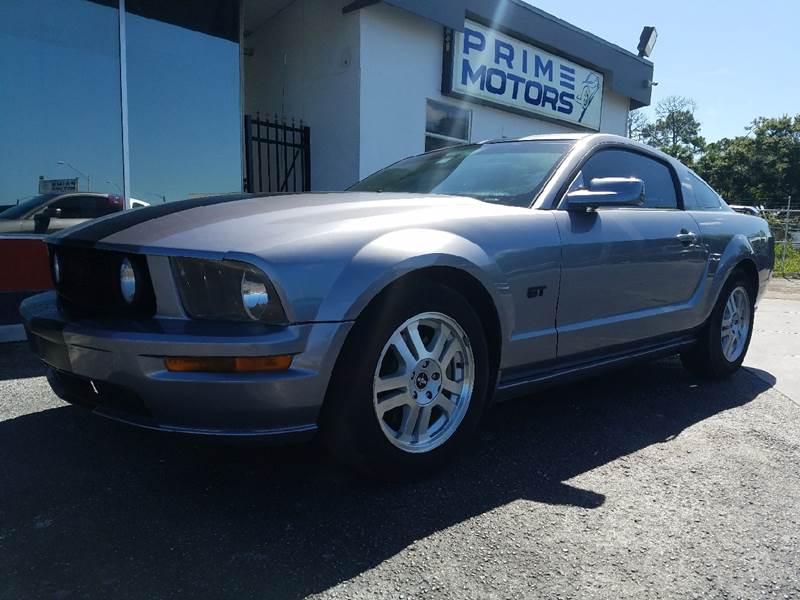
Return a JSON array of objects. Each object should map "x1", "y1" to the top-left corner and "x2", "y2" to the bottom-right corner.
[
  {"x1": 680, "y1": 269, "x2": 755, "y2": 379},
  {"x1": 322, "y1": 281, "x2": 490, "y2": 479}
]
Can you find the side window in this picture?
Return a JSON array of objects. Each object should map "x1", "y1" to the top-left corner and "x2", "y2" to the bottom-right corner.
[
  {"x1": 48, "y1": 196, "x2": 85, "y2": 219},
  {"x1": 49, "y1": 195, "x2": 120, "y2": 219},
  {"x1": 688, "y1": 172, "x2": 722, "y2": 210},
  {"x1": 570, "y1": 149, "x2": 679, "y2": 209},
  {"x1": 93, "y1": 195, "x2": 123, "y2": 217}
]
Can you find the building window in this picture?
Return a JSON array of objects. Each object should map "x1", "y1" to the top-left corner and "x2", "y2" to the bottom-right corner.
[
  {"x1": 0, "y1": 0, "x2": 242, "y2": 223},
  {"x1": 0, "y1": 0, "x2": 124, "y2": 218},
  {"x1": 425, "y1": 99, "x2": 471, "y2": 152},
  {"x1": 125, "y1": 0, "x2": 242, "y2": 205}
]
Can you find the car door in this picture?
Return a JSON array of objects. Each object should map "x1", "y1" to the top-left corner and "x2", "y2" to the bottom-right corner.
[
  {"x1": 553, "y1": 147, "x2": 708, "y2": 358},
  {"x1": 0, "y1": 216, "x2": 25, "y2": 233},
  {"x1": 46, "y1": 195, "x2": 121, "y2": 232}
]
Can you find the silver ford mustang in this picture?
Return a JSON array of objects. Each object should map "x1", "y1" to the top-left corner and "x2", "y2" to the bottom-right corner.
[{"x1": 21, "y1": 134, "x2": 774, "y2": 477}]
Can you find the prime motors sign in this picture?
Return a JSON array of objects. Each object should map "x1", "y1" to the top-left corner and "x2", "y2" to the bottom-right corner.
[{"x1": 444, "y1": 20, "x2": 604, "y2": 130}]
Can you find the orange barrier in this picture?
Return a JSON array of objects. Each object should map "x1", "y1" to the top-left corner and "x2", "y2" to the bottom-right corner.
[
  {"x1": 0, "y1": 236, "x2": 53, "y2": 292},
  {"x1": 0, "y1": 236, "x2": 53, "y2": 326}
]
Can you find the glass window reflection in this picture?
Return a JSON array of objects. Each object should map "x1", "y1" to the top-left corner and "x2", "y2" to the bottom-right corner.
[
  {"x1": 0, "y1": 0, "x2": 124, "y2": 234},
  {"x1": 125, "y1": 1, "x2": 242, "y2": 204}
]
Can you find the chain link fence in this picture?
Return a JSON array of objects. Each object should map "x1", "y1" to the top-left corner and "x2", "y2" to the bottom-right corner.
[
  {"x1": 760, "y1": 198, "x2": 797, "y2": 275},
  {"x1": 729, "y1": 197, "x2": 798, "y2": 275}
]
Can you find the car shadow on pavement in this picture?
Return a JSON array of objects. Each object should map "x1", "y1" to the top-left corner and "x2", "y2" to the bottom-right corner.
[
  {"x1": 0, "y1": 341, "x2": 45, "y2": 381},
  {"x1": 0, "y1": 354, "x2": 774, "y2": 599}
]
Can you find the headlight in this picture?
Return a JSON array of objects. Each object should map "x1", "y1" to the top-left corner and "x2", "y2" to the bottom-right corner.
[
  {"x1": 170, "y1": 257, "x2": 286, "y2": 324},
  {"x1": 120, "y1": 258, "x2": 137, "y2": 305},
  {"x1": 241, "y1": 271, "x2": 269, "y2": 320}
]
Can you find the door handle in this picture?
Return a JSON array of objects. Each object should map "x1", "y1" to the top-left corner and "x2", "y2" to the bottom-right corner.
[{"x1": 676, "y1": 229, "x2": 698, "y2": 245}]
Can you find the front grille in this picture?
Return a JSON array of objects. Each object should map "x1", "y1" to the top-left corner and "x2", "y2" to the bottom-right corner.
[{"x1": 49, "y1": 245, "x2": 156, "y2": 317}]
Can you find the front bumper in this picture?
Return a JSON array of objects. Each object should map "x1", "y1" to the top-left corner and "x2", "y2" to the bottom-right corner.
[{"x1": 21, "y1": 291, "x2": 352, "y2": 441}]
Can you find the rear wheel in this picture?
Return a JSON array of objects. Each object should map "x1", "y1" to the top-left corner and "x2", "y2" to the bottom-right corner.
[
  {"x1": 322, "y1": 281, "x2": 490, "y2": 479},
  {"x1": 680, "y1": 269, "x2": 755, "y2": 379}
]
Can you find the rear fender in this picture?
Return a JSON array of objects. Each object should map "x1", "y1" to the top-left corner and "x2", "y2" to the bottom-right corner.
[{"x1": 699, "y1": 233, "x2": 758, "y2": 320}]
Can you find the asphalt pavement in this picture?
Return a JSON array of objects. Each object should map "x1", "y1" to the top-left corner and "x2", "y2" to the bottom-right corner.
[{"x1": 1, "y1": 283, "x2": 798, "y2": 599}]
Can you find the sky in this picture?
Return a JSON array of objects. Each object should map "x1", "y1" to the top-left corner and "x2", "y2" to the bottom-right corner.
[{"x1": 525, "y1": 0, "x2": 799, "y2": 142}]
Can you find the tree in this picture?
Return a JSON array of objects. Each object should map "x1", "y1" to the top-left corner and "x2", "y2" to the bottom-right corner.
[
  {"x1": 641, "y1": 96, "x2": 705, "y2": 164},
  {"x1": 695, "y1": 114, "x2": 800, "y2": 206},
  {"x1": 626, "y1": 109, "x2": 648, "y2": 142},
  {"x1": 745, "y1": 115, "x2": 800, "y2": 203},
  {"x1": 694, "y1": 136, "x2": 754, "y2": 201}
]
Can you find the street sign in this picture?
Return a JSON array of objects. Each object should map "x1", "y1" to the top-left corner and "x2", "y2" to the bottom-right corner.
[{"x1": 38, "y1": 178, "x2": 79, "y2": 194}]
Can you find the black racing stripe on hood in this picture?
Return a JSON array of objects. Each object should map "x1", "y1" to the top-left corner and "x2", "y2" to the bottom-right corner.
[{"x1": 49, "y1": 193, "x2": 260, "y2": 247}]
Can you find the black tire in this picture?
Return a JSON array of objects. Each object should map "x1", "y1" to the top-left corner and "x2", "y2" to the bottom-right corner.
[
  {"x1": 321, "y1": 280, "x2": 490, "y2": 480},
  {"x1": 680, "y1": 268, "x2": 756, "y2": 379}
]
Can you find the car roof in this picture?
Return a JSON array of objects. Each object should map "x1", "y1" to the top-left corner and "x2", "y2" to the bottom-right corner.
[
  {"x1": 480, "y1": 133, "x2": 589, "y2": 144},
  {"x1": 516, "y1": 133, "x2": 590, "y2": 141},
  {"x1": 493, "y1": 133, "x2": 687, "y2": 171}
]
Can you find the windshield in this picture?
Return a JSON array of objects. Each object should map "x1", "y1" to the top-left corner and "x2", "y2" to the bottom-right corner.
[
  {"x1": 350, "y1": 140, "x2": 574, "y2": 207},
  {"x1": 0, "y1": 194, "x2": 57, "y2": 219}
]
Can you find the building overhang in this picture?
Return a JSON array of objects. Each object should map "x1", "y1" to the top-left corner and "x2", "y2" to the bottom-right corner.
[{"x1": 343, "y1": 0, "x2": 654, "y2": 108}]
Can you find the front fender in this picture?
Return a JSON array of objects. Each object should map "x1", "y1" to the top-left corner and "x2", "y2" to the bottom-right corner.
[{"x1": 314, "y1": 228, "x2": 513, "y2": 338}]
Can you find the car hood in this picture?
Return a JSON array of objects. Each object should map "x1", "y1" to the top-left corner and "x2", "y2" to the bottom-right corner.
[{"x1": 52, "y1": 192, "x2": 524, "y2": 256}]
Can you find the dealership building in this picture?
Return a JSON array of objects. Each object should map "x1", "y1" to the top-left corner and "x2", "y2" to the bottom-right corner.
[
  {"x1": 2, "y1": 0, "x2": 654, "y2": 202},
  {"x1": 0, "y1": 0, "x2": 654, "y2": 333}
]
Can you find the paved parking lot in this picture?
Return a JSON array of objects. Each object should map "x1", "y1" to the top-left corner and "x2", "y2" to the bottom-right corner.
[
  {"x1": 1, "y1": 283, "x2": 799, "y2": 599},
  {"x1": 745, "y1": 278, "x2": 800, "y2": 402}
]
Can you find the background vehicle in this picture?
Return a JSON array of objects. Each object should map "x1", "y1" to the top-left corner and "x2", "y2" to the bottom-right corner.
[
  {"x1": 21, "y1": 134, "x2": 774, "y2": 478},
  {"x1": 730, "y1": 204, "x2": 762, "y2": 216},
  {"x1": 130, "y1": 198, "x2": 151, "y2": 209},
  {"x1": 0, "y1": 192, "x2": 125, "y2": 234}
]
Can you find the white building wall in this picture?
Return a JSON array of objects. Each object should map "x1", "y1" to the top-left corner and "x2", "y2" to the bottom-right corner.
[
  {"x1": 246, "y1": 2, "x2": 633, "y2": 190},
  {"x1": 244, "y1": 0, "x2": 361, "y2": 190},
  {"x1": 358, "y1": 5, "x2": 440, "y2": 181},
  {"x1": 358, "y1": 3, "x2": 630, "y2": 181},
  {"x1": 597, "y1": 90, "x2": 631, "y2": 136}
]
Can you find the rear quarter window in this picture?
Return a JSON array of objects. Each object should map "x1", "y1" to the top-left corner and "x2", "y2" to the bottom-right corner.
[{"x1": 688, "y1": 172, "x2": 723, "y2": 210}]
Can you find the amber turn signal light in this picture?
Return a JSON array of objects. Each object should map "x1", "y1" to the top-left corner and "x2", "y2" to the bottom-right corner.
[{"x1": 164, "y1": 355, "x2": 293, "y2": 373}]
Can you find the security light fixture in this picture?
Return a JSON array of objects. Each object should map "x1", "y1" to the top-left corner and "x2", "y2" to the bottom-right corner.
[{"x1": 637, "y1": 26, "x2": 658, "y2": 58}]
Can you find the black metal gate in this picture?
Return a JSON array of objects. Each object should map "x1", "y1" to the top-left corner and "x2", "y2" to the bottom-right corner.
[{"x1": 243, "y1": 114, "x2": 310, "y2": 194}]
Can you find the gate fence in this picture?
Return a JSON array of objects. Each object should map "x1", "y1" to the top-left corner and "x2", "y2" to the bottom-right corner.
[{"x1": 244, "y1": 114, "x2": 310, "y2": 194}]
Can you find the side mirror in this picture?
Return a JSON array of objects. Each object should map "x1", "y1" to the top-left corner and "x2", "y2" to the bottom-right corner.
[
  {"x1": 566, "y1": 177, "x2": 645, "y2": 210},
  {"x1": 33, "y1": 211, "x2": 51, "y2": 234}
]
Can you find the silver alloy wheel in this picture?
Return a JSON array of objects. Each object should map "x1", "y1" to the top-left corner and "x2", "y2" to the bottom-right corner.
[
  {"x1": 720, "y1": 286, "x2": 751, "y2": 362},
  {"x1": 372, "y1": 311, "x2": 474, "y2": 454}
]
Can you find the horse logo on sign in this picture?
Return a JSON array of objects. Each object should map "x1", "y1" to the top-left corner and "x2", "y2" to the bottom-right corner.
[{"x1": 575, "y1": 73, "x2": 602, "y2": 124}]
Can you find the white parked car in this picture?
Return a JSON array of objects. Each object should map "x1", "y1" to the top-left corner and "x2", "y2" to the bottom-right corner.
[{"x1": 729, "y1": 205, "x2": 761, "y2": 217}]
